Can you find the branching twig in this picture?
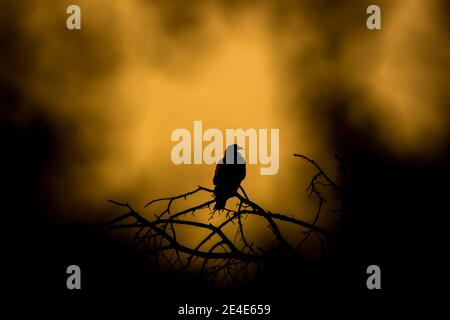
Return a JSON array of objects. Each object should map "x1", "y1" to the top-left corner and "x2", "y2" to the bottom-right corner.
[{"x1": 97, "y1": 153, "x2": 343, "y2": 285}]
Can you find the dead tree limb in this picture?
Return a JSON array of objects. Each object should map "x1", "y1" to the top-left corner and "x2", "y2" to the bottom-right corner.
[{"x1": 97, "y1": 153, "x2": 343, "y2": 285}]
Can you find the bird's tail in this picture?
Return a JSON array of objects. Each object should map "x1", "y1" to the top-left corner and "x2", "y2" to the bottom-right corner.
[{"x1": 214, "y1": 197, "x2": 227, "y2": 210}]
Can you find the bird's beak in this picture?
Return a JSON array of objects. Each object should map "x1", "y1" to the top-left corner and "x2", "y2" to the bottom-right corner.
[{"x1": 237, "y1": 146, "x2": 243, "y2": 150}]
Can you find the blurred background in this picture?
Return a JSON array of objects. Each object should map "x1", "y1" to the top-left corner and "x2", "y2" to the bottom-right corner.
[{"x1": 1, "y1": 0, "x2": 448, "y2": 315}]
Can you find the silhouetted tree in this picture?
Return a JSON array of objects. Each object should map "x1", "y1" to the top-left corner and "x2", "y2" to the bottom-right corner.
[{"x1": 97, "y1": 153, "x2": 344, "y2": 286}]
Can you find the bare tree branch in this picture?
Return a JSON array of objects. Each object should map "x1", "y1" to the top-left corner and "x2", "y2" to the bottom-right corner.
[{"x1": 97, "y1": 153, "x2": 343, "y2": 285}]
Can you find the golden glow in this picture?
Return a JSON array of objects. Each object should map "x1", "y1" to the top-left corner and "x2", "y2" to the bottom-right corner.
[{"x1": 6, "y1": 1, "x2": 447, "y2": 257}]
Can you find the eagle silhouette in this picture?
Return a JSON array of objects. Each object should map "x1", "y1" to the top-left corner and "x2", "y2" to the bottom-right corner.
[{"x1": 213, "y1": 144, "x2": 246, "y2": 210}]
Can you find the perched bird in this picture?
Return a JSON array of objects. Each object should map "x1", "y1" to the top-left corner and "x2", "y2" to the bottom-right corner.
[{"x1": 213, "y1": 144, "x2": 246, "y2": 210}]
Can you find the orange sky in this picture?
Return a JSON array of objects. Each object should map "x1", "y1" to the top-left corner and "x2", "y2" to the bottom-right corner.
[{"x1": 2, "y1": 0, "x2": 448, "y2": 257}]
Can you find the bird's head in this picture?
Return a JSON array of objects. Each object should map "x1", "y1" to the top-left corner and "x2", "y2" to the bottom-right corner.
[
  {"x1": 224, "y1": 144, "x2": 243, "y2": 155},
  {"x1": 223, "y1": 144, "x2": 245, "y2": 164}
]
